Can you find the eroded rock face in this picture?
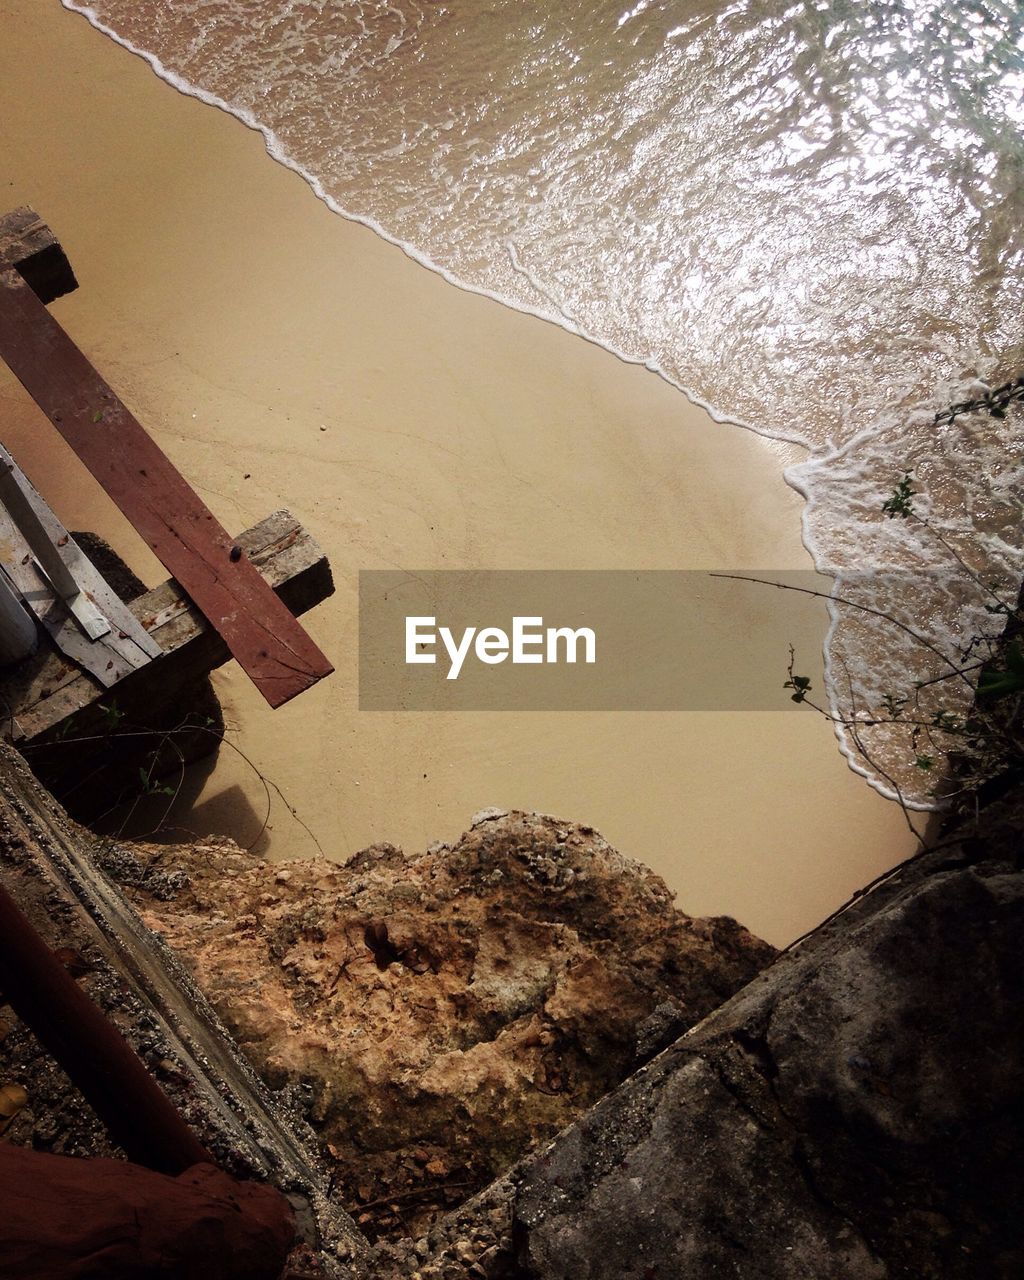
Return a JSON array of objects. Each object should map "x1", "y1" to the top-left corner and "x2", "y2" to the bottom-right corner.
[
  {"x1": 123, "y1": 810, "x2": 773, "y2": 1238},
  {"x1": 506, "y1": 807, "x2": 1024, "y2": 1280}
]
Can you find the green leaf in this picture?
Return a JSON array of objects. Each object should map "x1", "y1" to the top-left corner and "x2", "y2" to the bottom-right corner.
[
  {"x1": 100, "y1": 701, "x2": 123, "y2": 727},
  {"x1": 977, "y1": 667, "x2": 1024, "y2": 698},
  {"x1": 882, "y1": 472, "x2": 915, "y2": 519},
  {"x1": 882, "y1": 693, "x2": 907, "y2": 720},
  {"x1": 784, "y1": 674, "x2": 812, "y2": 702}
]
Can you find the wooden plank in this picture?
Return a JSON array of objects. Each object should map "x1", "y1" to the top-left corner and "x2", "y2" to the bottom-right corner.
[
  {"x1": 1, "y1": 510, "x2": 333, "y2": 742},
  {"x1": 0, "y1": 206, "x2": 78, "y2": 304},
  {"x1": 0, "y1": 740, "x2": 366, "y2": 1269},
  {"x1": 0, "y1": 880, "x2": 213, "y2": 1175},
  {"x1": 0, "y1": 266, "x2": 333, "y2": 708},
  {"x1": 0, "y1": 446, "x2": 161, "y2": 686},
  {"x1": 0, "y1": 568, "x2": 36, "y2": 664}
]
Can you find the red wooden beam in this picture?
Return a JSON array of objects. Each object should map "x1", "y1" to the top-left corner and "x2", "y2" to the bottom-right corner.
[
  {"x1": 0, "y1": 881, "x2": 211, "y2": 1176},
  {"x1": 0, "y1": 215, "x2": 332, "y2": 709}
]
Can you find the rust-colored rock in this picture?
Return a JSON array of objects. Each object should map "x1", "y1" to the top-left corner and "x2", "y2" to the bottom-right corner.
[
  {"x1": 0, "y1": 1145, "x2": 294, "y2": 1279},
  {"x1": 124, "y1": 809, "x2": 774, "y2": 1239}
]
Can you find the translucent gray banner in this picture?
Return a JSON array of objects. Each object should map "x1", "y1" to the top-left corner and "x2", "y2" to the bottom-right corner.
[{"x1": 358, "y1": 569, "x2": 847, "y2": 710}]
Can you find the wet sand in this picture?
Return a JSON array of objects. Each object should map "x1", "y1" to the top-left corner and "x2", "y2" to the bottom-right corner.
[{"x1": 0, "y1": 1, "x2": 917, "y2": 945}]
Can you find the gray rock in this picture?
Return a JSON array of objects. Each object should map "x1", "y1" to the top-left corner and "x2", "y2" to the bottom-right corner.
[{"x1": 508, "y1": 796, "x2": 1024, "y2": 1280}]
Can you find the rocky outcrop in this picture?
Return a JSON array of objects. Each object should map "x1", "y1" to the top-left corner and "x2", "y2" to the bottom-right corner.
[
  {"x1": 122, "y1": 809, "x2": 774, "y2": 1239},
  {"x1": 14, "y1": 720, "x2": 1020, "y2": 1280},
  {"x1": 367, "y1": 793, "x2": 1024, "y2": 1280}
]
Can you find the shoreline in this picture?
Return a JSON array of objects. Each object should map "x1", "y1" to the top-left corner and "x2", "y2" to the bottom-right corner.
[
  {"x1": 59, "y1": 0, "x2": 815, "y2": 454},
  {"x1": 0, "y1": 0, "x2": 916, "y2": 946}
]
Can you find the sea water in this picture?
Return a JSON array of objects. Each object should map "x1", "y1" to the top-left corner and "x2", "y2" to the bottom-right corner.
[{"x1": 61, "y1": 0, "x2": 1024, "y2": 803}]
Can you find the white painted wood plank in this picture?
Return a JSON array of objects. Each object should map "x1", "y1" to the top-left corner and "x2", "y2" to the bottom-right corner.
[{"x1": 0, "y1": 447, "x2": 160, "y2": 687}]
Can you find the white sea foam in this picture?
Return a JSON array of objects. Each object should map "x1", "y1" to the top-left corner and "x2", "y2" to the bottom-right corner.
[{"x1": 61, "y1": 0, "x2": 1024, "y2": 804}]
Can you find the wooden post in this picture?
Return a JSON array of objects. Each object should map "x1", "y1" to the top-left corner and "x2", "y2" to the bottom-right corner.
[
  {"x1": 0, "y1": 446, "x2": 112, "y2": 641},
  {"x1": 0, "y1": 740, "x2": 368, "y2": 1268},
  {"x1": 0, "y1": 1145, "x2": 295, "y2": 1280},
  {"x1": 0, "y1": 206, "x2": 78, "y2": 303},
  {"x1": 3, "y1": 509, "x2": 334, "y2": 743}
]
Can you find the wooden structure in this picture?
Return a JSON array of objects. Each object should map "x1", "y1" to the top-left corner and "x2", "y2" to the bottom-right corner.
[
  {"x1": 0, "y1": 444, "x2": 163, "y2": 685},
  {"x1": 1, "y1": 509, "x2": 332, "y2": 744},
  {"x1": 0, "y1": 740, "x2": 365, "y2": 1273},
  {"x1": 0, "y1": 565, "x2": 36, "y2": 666},
  {"x1": 0, "y1": 878, "x2": 212, "y2": 1175},
  {"x1": 0, "y1": 207, "x2": 333, "y2": 709},
  {"x1": 0, "y1": 212, "x2": 354, "y2": 1272},
  {"x1": 1, "y1": 1145, "x2": 295, "y2": 1280}
]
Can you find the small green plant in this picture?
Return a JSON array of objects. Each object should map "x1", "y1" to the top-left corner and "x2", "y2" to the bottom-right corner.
[
  {"x1": 783, "y1": 648, "x2": 813, "y2": 703},
  {"x1": 882, "y1": 472, "x2": 915, "y2": 519},
  {"x1": 934, "y1": 374, "x2": 1024, "y2": 425},
  {"x1": 882, "y1": 693, "x2": 908, "y2": 720},
  {"x1": 721, "y1": 385, "x2": 1024, "y2": 839},
  {"x1": 52, "y1": 713, "x2": 78, "y2": 742},
  {"x1": 98, "y1": 700, "x2": 124, "y2": 729},
  {"x1": 976, "y1": 639, "x2": 1024, "y2": 699},
  {"x1": 137, "y1": 765, "x2": 175, "y2": 798}
]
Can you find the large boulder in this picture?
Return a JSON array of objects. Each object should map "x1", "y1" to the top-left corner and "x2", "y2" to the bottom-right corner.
[{"x1": 505, "y1": 802, "x2": 1024, "y2": 1280}]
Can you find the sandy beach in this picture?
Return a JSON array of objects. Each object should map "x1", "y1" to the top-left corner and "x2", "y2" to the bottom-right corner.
[{"x1": 0, "y1": 0, "x2": 917, "y2": 945}]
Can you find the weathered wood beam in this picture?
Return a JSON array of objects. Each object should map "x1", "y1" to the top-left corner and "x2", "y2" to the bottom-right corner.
[
  {"x1": 1, "y1": 510, "x2": 333, "y2": 742},
  {"x1": 0, "y1": 211, "x2": 332, "y2": 708},
  {"x1": 0, "y1": 880, "x2": 213, "y2": 1175},
  {"x1": 0, "y1": 444, "x2": 162, "y2": 684},
  {"x1": 0, "y1": 740, "x2": 365, "y2": 1273},
  {"x1": 0, "y1": 206, "x2": 78, "y2": 303}
]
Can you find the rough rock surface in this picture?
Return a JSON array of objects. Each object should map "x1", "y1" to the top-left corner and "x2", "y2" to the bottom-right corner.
[
  {"x1": 123, "y1": 809, "x2": 774, "y2": 1239},
  {"x1": 366, "y1": 792, "x2": 1024, "y2": 1280},
  {"x1": 10, "y1": 720, "x2": 1020, "y2": 1279}
]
